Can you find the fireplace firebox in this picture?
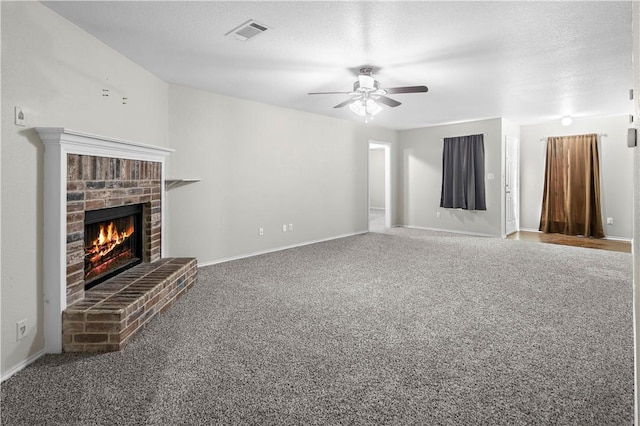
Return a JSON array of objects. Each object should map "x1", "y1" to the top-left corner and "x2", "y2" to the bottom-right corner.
[{"x1": 84, "y1": 204, "x2": 143, "y2": 290}]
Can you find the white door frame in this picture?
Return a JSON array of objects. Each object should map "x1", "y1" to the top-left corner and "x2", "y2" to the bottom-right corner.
[
  {"x1": 503, "y1": 135, "x2": 519, "y2": 237},
  {"x1": 369, "y1": 140, "x2": 392, "y2": 229}
]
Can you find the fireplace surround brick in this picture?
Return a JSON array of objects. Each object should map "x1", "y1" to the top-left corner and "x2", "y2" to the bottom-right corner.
[{"x1": 65, "y1": 154, "x2": 162, "y2": 304}]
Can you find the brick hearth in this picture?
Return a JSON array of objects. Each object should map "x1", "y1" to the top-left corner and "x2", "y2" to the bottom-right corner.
[{"x1": 63, "y1": 258, "x2": 197, "y2": 352}]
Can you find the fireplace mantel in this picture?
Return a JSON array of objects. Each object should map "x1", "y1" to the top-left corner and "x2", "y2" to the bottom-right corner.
[
  {"x1": 36, "y1": 128, "x2": 174, "y2": 160},
  {"x1": 36, "y1": 128, "x2": 174, "y2": 354}
]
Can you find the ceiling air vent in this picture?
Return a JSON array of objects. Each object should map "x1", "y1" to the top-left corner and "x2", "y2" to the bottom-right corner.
[{"x1": 226, "y1": 20, "x2": 269, "y2": 41}]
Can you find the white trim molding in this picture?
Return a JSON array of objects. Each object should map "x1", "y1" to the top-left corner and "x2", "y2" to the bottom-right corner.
[
  {"x1": 35, "y1": 128, "x2": 173, "y2": 354},
  {"x1": 197, "y1": 231, "x2": 369, "y2": 268},
  {"x1": 519, "y1": 227, "x2": 632, "y2": 242},
  {"x1": 0, "y1": 350, "x2": 45, "y2": 383},
  {"x1": 36, "y1": 128, "x2": 174, "y2": 161},
  {"x1": 401, "y1": 225, "x2": 499, "y2": 238}
]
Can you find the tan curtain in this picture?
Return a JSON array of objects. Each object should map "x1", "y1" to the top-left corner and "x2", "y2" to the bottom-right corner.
[{"x1": 539, "y1": 133, "x2": 604, "y2": 238}]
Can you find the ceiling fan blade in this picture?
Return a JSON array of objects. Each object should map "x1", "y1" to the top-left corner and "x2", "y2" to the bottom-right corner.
[
  {"x1": 308, "y1": 91, "x2": 352, "y2": 95},
  {"x1": 376, "y1": 95, "x2": 401, "y2": 107},
  {"x1": 383, "y1": 85, "x2": 429, "y2": 94},
  {"x1": 333, "y1": 99, "x2": 354, "y2": 108}
]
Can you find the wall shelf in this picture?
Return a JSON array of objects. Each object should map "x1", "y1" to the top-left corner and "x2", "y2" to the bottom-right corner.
[{"x1": 164, "y1": 178, "x2": 201, "y2": 190}]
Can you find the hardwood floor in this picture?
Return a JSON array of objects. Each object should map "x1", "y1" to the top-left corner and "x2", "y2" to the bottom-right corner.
[{"x1": 507, "y1": 230, "x2": 631, "y2": 253}]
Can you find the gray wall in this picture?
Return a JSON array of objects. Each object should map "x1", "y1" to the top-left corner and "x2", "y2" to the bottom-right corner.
[
  {"x1": 369, "y1": 148, "x2": 385, "y2": 209},
  {"x1": 1, "y1": 2, "x2": 170, "y2": 377},
  {"x1": 165, "y1": 84, "x2": 398, "y2": 265},
  {"x1": 520, "y1": 115, "x2": 633, "y2": 239},
  {"x1": 398, "y1": 118, "x2": 504, "y2": 236}
]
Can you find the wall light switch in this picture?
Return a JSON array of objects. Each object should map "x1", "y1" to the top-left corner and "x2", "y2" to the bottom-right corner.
[
  {"x1": 259, "y1": 227, "x2": 264, "y2": 236},
  {"x1": 282, "y1": 224, "x2": 287, "y2": 232},
  {"x1": 628, "y1": 128, "x2": 637, "y2": 148},
  {"x1": 16, "y1": 319, "x2": 28, "y2": 341},
  {"x1": 15, "y1": 106, "x2": 26, "y2": 126},
  {"x1": 487, "y1": 173, "x2": 495, "y2": 180}
]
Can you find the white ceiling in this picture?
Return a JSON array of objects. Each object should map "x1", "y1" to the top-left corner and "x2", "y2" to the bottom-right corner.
[{"x1": 43, "y1": 1, "x2": 633, "y2": 130}]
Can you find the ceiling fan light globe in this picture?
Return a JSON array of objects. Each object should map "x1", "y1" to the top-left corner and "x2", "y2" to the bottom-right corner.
[
  {"x1": 366, "y1": 99, "x2": 382, "y2": 115},
  {"x1": 349, "y1": 100, "x2": 366, "y2": 116},
  {"x1": 349, "y1": 99, "x2": 382, "y2": 117}
]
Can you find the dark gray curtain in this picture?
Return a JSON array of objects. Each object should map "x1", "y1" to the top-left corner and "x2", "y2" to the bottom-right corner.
[{"x1": 440, "y1": 134, "x2": 486, "y2": 210}]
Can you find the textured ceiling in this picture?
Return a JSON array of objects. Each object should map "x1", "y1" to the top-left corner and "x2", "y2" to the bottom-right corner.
[{"x1": 44, "y1": 1, "x2": 633, "y2": 130}]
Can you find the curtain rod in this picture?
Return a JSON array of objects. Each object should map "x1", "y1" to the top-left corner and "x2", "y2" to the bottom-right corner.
[
  {"x1": 539, "y1": 133, "x2": 608, "y2": 142},
  {"x1": 440, "y1": 133, "x2": 487, "y2": 141}
]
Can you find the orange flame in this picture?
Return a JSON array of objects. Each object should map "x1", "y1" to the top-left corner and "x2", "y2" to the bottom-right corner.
[{"x1": 86, "y1": 221, "x2": 134, "y2": 261}]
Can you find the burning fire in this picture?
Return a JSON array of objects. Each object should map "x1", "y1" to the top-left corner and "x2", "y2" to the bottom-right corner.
[{"x1": 86, "y1": 221, "x2": 134, "y2": 262}]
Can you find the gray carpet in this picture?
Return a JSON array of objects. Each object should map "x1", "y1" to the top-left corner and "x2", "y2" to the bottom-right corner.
[{"x1": 1, "y1": 228, "x2": 633, "y2": 425}]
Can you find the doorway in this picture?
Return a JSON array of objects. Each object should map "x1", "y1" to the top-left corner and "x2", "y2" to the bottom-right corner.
[
  {"x1": 369, "y1": 141, "x2": 391, "y2": 232},
  {"x1": 504, "y1": 135, "x2": 519, "y2": 236}
]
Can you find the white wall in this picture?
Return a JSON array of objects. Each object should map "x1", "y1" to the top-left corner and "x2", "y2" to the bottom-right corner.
[
  {"x1": 398, "y1": 118, "x2": 504, "y2": 236},
  {"x1": 165, "y1": 84, "x2": 397, "y2": 264},
  {"x1": 520, "y1": 115, "x2": 633, "y2": 239},
  {"x1": 631, "y1": 1, "x2": 639, "y2": 421},
  {"x1": 369, "y1": 148, "x2": 385, "y2": 209},
  {"x1": 1, "y1": 2, "x2": 170, "y2": 379}
]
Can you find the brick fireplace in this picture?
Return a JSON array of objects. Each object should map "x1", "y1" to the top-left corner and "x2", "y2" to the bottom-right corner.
[
  {"x1": 65, "y1": 154, "x2": 162, "y2": 303},
  {"x1": 37, "y1": 128, "x2": 196, "y2": 353}
]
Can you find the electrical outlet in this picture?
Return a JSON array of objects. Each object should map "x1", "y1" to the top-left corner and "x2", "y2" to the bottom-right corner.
[
  {"x1": 15, "y1": 106, "x2": 26, "y2": 126},
  {"x1": 16, "y1": 319, "x2": 28, "y2": 341},
  {"x1": 282, "y1": 224, "x2": 287, "y2": 232},
  {"x1": 607, "y1": 217, "x2": 614, "y2": 225},
  {"x1": 436, "y1": 212, "x2": 441, "y2": 218},
  {"x1": 288, "y1": 223, "x2": 293, "y2": 231},
  {"x1": 259, "y1": 227, "x2": 264, "y2": 236}
]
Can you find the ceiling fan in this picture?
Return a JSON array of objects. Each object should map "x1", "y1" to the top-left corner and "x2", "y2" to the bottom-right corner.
[{"x1": 308, "y1": 67, "x2": 428, "y2": 122}]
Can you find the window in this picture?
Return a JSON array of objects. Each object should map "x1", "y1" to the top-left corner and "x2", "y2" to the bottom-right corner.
[{"x1": 440, "y1": 134, "x2": 486, "y2": 210}]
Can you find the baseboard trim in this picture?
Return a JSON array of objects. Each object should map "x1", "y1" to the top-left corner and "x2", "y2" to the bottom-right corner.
[
  {"x1": 399, "y1": 225, "x2": 498, "y2": 238},
  {"x1": 604, "y1": 235, "x2": 633, "y2": 242},
  {"x1": 518, "y1": 228, "x2": 632, "y2": 242},
  {"x1": 1, "y1": 349, "x2": 45, "y2": 383},
  {"x1": 197, "y1": 231, "x2": 369, "y2": 268},
  {"x1": 519, "y1": 227, "x2": 540, "y2": 233}
]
